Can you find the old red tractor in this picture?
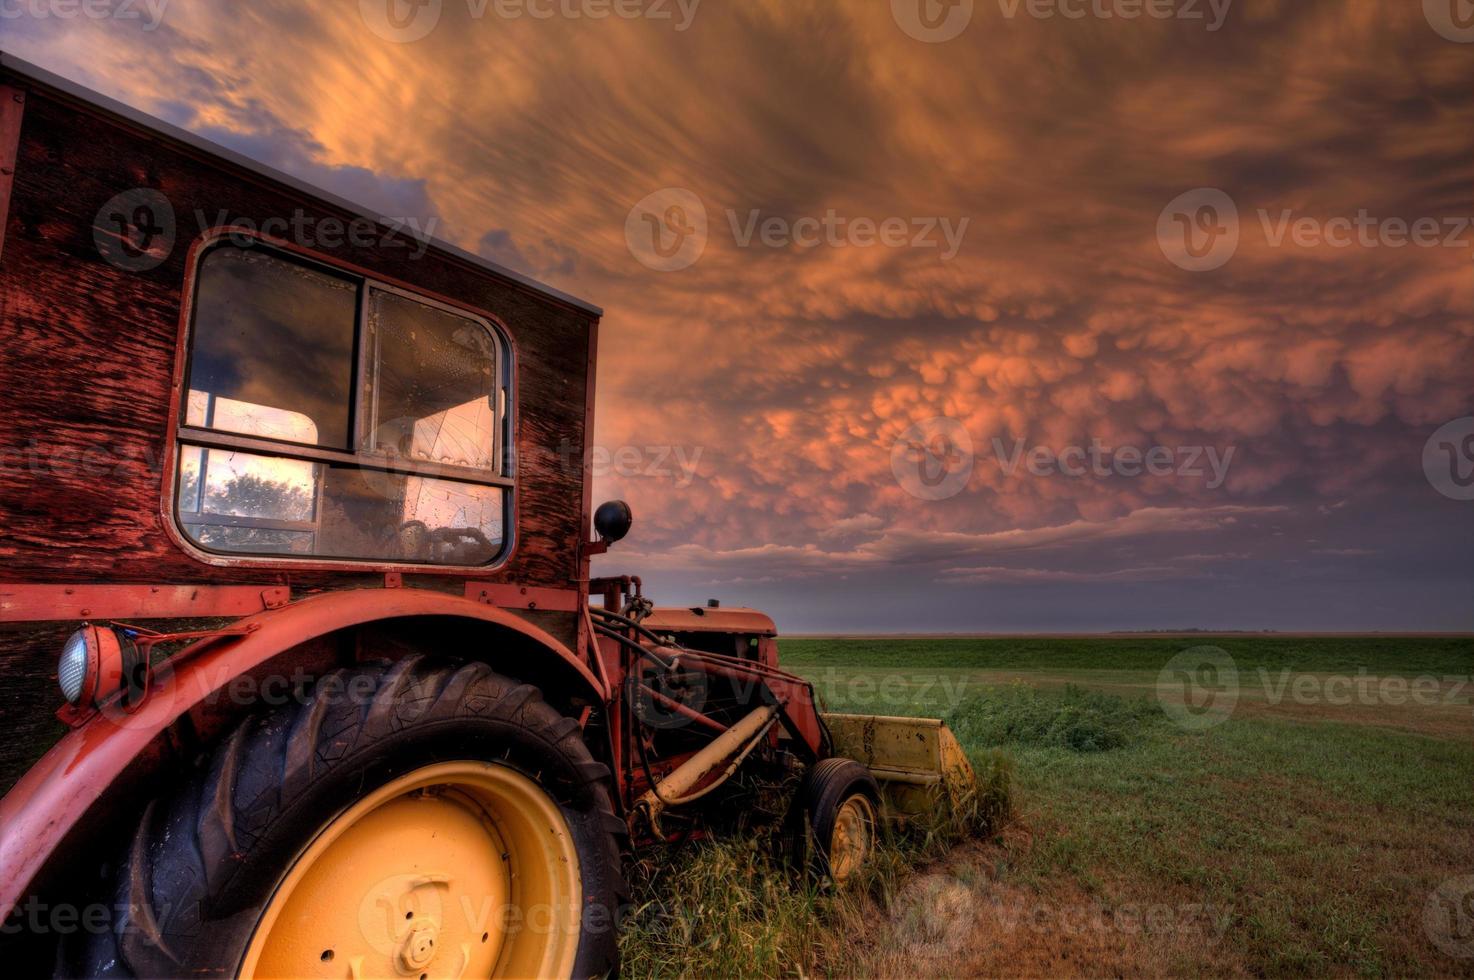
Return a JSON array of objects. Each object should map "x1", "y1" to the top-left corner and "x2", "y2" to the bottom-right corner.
[{"x1": 0, "y1": 54, "x2": 975, "y2": 978}]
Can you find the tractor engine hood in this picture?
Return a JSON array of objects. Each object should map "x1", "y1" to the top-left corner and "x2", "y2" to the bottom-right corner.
[{"x1": 642, "y1": 606, "x2": 777, "y2": 636}]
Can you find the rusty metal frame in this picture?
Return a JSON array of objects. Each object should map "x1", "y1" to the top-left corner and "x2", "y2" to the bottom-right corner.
[
  {"x1": 0, "y1": 83, "x2": 22, "y2": 262},
  {"x1": 466, "y1": 583, "x2": 581, "y2": 613},
  {"x1": 0, "y1": 583, "x2": 592, "y2": 623},
  {"x1": 0, "y1": 583, "x2": 289, "y2": 623}
]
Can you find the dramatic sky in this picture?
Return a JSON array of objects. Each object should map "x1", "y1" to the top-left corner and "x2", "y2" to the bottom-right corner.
[{"x1": 5, "y1": 0, "x2": 1471, "y2": 632}]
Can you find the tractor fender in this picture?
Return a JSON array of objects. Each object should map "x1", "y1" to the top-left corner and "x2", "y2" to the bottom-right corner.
[{"x1": 0, "y1": 588, "x2": 604, "y2": 922}]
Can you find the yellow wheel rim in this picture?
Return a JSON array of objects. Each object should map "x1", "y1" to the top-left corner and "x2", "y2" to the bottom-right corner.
[
  {"x1": 828, "y1": 793, "x2": 876, "y2": 885},
  {"x1": 239, "y1": 761, "x2": 581, "y2": 980}
]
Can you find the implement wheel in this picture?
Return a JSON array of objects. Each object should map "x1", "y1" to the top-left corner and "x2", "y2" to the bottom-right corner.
[
  {"x1": 800, "y1": 758, "x2": 880, "y2": 885},
  {"x1": 78, "y1": 657, "x2": 626, "y2": 979}
]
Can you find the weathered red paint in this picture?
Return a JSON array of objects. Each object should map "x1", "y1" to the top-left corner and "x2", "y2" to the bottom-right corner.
[
  {"x1": 466, "y1": 582, "x2": 583, "y2": 612},
  {"x1": 0, "y1": 582, "x2": 584, "y2": 624},
  {"x1": 0, "y1": 583, "x2": 287, "y2": 623},
  {"x1": 0, "y1": 588, "x2": 606, "y2": 921},
  {"x1": 0, "y1": 84, "x2": 21, "y2": 261},
  {"x1": 644, "y1": 606, "x2": 779, "y2": 637}
]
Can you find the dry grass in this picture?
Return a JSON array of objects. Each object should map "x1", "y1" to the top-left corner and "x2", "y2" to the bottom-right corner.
[{"x1": 619, "y1": 752, "x2": 1015, "y2": 978}]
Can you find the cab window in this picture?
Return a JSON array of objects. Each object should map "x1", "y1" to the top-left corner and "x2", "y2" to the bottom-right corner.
[{"x1": 175, "y1": 242, "x2": 511, "y2": 567}]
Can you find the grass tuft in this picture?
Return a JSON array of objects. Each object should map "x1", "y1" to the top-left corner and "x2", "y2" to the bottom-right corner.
[
  {"x1": 621, "y1": 751, "x2": 1016, "y2": 978},
  {"x1": 620, "y1": 835, "x2": 828, "y2": 979}
]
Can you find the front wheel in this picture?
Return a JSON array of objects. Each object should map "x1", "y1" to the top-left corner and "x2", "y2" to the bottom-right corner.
[
  {"x1": 79, "y1": 657, "x2": 627, "y2": 979},
  {"x1": 798, "y1": 758, "x2": 880, "y2": 886}
]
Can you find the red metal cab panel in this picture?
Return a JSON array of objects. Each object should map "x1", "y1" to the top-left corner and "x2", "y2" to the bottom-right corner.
[{"x1": 0, "y1": 57, "x2": 600, "y2": 593}]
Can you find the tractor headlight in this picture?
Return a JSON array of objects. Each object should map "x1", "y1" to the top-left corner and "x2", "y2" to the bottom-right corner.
[
  {"x1": 58, "y1": 626, "x2": 95, "y2": 705},
  {"x1": 57, "y1": 624, "x2": 128, "y2": 709}
]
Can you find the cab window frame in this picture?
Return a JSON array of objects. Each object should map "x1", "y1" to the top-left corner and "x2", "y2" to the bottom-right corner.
[{"x1": 170, "y1": 231, "x2": 516, "y2": 571}]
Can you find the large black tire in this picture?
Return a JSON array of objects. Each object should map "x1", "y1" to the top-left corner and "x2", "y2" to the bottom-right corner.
[
  {"x1": 73, "y1": 656, "x2": 627, "y2": 979},
  {"x1": 795, "y1": 758, "x2": 880, "y2": 884}
]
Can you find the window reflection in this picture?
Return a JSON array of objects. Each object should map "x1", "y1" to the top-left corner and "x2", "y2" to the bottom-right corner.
[
  {"x1": 188, "y1": 248, "x2": 356, "y2": 449},
  {"x1": 178, "y1": 244, "x2": 509, "y2": 567},
  {"x1": 363, "y1": 289, "x2": 499, "y2": 471},
  {"x1": 177, "y1": 447, "x2": 503, "y2": 565},
  {"x1": 185, "y1": 391, "x2": 320, "y2": 444}
]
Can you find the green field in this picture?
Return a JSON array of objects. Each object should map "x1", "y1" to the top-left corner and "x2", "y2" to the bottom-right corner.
[
  {"x1": 764, "y1": 636, "x2": 1474, "y2": 977},
  {"x1": 790, "y1": 639, "x2": 1474, "y2": 972}
]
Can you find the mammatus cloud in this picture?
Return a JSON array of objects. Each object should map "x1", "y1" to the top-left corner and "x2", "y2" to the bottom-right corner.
[{"x1": 6, "y1": 0, "x2": 1469, "y2": 628}]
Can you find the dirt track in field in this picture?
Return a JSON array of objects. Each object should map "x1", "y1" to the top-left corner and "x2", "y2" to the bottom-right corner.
[{"x1": 840, "y1": 833, "x2": 1248, "y2": 979}]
